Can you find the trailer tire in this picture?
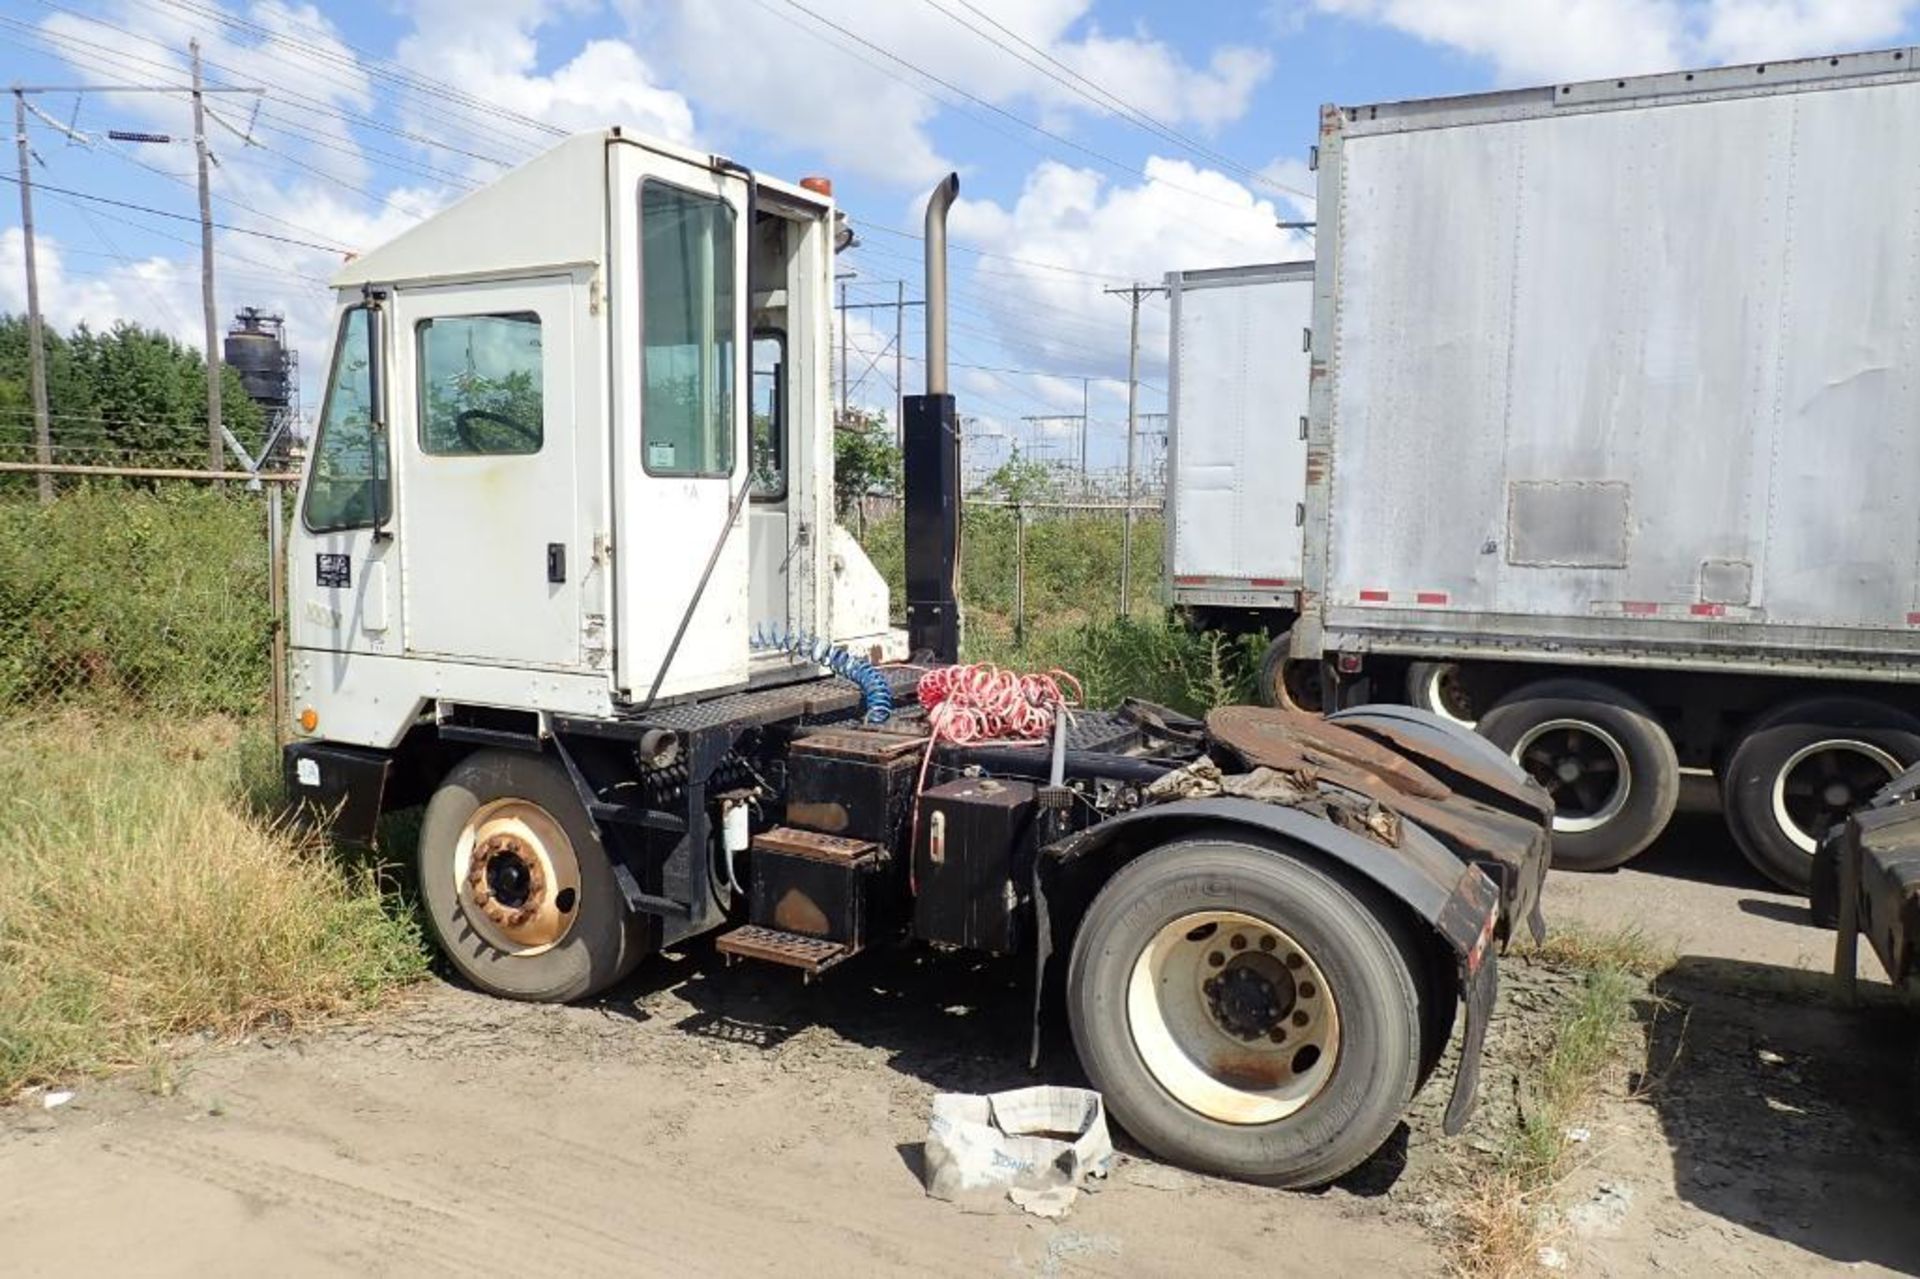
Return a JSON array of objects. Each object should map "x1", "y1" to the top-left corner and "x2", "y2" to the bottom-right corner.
[
  {"x1": 1405, "y1": 661, "x2": 1478, "y2": 729},
  {"x1": 1257, "y1": 631, "x2": 1324, "y2": 713},
  {"x1": 1066, "y1": 836, "x2": 1425, "y2": 1188},
  {"x1": 418, "y1": 750, "x2": 646, "y2": 1003},
  {"x1": 1478, "y1": 679, "x2": 1679, "y2": 871},
  {"x1": 1722, "y1": 697, "x2": 1920, "y2": 894}
]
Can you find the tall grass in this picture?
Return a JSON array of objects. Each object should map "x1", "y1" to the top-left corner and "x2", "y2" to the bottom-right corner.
[
  {"x1": 0, "y1": 715, "x2": 427, "y2": 1096},
  {"x1": 1448, "y1": 936, "x2": 1652, "y2": 1278},
  {"x1": 0, "y1": 486, "x2": 271, "y2": 713}
]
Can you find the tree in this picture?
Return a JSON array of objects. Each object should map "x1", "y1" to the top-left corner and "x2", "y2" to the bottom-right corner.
[
  {"x1": 833, "y1": 407, "x2": 900, "y2": 516},
  {"x1": 976, "y1": 447, "x2": 1056, "y2": 505},
  {"x1": 0, "y1": 314, "x2": 265, "y2": 475}
]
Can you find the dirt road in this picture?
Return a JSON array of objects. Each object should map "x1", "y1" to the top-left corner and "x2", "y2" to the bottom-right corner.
[{"x1": 4, "y1": 809, "x2": 1919, "y2": 1277}]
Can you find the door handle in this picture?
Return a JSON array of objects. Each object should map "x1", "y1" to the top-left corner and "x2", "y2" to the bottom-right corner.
[{"x1": 547, "y1": 543, "x2": 567, "y2": 584}]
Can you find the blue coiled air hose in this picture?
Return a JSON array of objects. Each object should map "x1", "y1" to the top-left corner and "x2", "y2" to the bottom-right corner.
[{"x1": 750, "y1": 624, "x2": 894, "y2": 724}]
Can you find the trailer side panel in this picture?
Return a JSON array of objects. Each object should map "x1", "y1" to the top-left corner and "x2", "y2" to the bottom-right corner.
[{"x1": 1315, "y1": 59, "x2": 1920, "y2": 671}]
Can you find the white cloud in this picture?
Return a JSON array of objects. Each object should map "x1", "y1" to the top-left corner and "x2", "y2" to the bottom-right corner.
[
  {"x1": 945, "y1": 156, "x2": 1310, "y2": 382},
  {"x1": 393, "y1": 0, "x2": 695, "y2": 158},
  {"x1": 1702, "y1": 0, "x2": 1916, "y2": 63},
  {"x1": 621, "y1": 0, "x2": 1274, "y2": 188},
  {"x1": 1309, "y1": 0, "x2": 1918, "y2": 83}
]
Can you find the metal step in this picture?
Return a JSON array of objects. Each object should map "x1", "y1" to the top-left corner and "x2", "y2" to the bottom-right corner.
[
  {"x1": 714, "y1": 925, "x2": 853, "y2": 979},
  {"x1": 752, "y1": 826, "x2": 881, "y2": 866}
]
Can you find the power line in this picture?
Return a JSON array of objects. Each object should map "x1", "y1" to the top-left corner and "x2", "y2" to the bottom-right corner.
[
  {"x1": 925, "y1": 0, "x2": 1309, "y2": 202},
  {"x1": 0, "y1": 173, "x2": 351, "y2": 252},
  {"x1": 761, "y1": 0, "x2": 1285, "y2": 222}
]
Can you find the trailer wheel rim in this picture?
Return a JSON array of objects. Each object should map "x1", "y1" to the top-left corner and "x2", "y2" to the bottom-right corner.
[
  {"x1": 1512, "y1": 718, "x2": 1631, "y2": 835},
  {"x1": 1420, "y1": 664, "x2": 1477, "y2": 729},
  {"x1": 1126, "y1": 911, "x2": 1340, "y2": 1125},
  {"x1": 1769, "y1": 739, "x2": 1904, "y2": 855},
  {"x1": 452, "y1": 798, "x2": 583, "y2": 956}
]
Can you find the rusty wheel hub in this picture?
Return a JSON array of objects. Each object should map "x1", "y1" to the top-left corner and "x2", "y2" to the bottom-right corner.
[
  {"x1": 1127, "y1": 911, "x2": 1340, "y2": 1125},
  {"x1": 453, "y1": 799, "x2": 582, "y2": 956}
]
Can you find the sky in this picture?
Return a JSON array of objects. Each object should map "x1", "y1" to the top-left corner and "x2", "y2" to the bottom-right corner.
[{"x1": 4, "y1": 0, "x2": 1919, "y2": 477}]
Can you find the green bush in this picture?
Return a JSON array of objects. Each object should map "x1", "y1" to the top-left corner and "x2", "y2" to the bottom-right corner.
[
  {"x1": 853, "y1": 504, "x2": 1257, "y2": 714},
  {"x1": 0, "y1": 485, "x2": 271, "y2": 713}
]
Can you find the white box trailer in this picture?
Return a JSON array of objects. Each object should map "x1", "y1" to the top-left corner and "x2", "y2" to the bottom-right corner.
[
  {"x1": 1164, "y1": 262, "x2": 1314, "y2": 613},
  {"x1": 1178, "y1": 48, "x2": 1920, "y2": 891}
]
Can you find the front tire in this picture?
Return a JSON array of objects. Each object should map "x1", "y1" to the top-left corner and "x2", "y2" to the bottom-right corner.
[
  {"x1": 1722, "y1": 697, "x2": 1920, "y2": 894},
  {"x1": 1066, "y1": 838, "x2": 1426, "y2": 1188},
  {"x1": 418, "y1": 749, "x2": 647, "y2": 1002},
  {"x1": 1478, "y1": 679, "x2": 1680, "y2": 871}
]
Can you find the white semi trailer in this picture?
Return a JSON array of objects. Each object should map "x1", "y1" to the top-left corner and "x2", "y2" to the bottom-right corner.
[{"x1": 1170, "y1": 48, "x2": 1920, "y2": 892}]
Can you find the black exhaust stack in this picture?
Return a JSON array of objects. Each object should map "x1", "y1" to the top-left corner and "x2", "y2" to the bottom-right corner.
[{"x1": 903, "y1": 173, "x2": 961, "y2": 665}]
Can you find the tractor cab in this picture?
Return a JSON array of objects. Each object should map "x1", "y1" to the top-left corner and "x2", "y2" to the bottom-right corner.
[{"x1": 287, "y1": 129, "x2": 897, "y2": 749}]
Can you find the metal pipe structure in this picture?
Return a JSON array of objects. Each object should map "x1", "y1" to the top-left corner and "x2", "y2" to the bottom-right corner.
[{"x1": 921, "y1": 172, "x2": 959, "y2": 396}]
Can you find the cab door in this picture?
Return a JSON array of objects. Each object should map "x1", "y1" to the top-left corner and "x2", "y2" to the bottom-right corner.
[
  {"x1": 393, "y1": 275, "x2": 585, "y2": 669},
  {"x1": 607, "y1": 144, "x2": 752, "y2": 701}
]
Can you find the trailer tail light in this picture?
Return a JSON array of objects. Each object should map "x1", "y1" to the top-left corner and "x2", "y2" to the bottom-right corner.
[{"x1": 298, "y1": 706, "x2": 319, "y2": 733}]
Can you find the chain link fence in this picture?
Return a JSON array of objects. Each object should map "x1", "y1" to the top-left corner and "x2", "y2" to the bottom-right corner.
[
  {"x1": 0, "y1": 460, "x2": 287, "y2": 727},
  {"x1": 852, "y1": 495, "x2": 1168, "y2": 648}
]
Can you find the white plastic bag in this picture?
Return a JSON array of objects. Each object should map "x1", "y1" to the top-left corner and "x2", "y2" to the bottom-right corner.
[{"x1": 922, "y1": 1085, "x2": 1114, "y2": 1218}]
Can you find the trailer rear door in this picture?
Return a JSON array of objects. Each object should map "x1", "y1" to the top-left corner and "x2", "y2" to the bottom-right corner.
[{"x1": 1167, "y1": 262, "x2": 1314, "y2": 607}]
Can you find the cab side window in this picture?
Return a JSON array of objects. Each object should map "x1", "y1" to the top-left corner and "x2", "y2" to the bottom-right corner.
[
  {"x1": 640, "y1": 182, "x2": 737, "y2": 477},
  {"x1": 303, "y1": 306, "x2": 388, "y2": 532},
  {"x1": 417, "y1": 312, "x2": 544, "y2": 456}
]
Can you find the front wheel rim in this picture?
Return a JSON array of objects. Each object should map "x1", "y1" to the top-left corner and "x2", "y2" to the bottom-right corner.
[
  {"x1": 1513, "y1": 718, "x2": 1632, "y2": 835},
  {"x1": 1126, "y1": 911, "x2": 1340, "y2": 1125},
  {"x1": 1770, "y1": 739, "x2": 1904, "y2": 855},
  {"x1": 452, "y1": 797, "x2": 583, "y2": 956}
]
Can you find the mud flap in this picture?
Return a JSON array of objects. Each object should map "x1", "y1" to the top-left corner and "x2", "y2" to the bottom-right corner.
[{"x1": 1444, "y1": 945, "x2": 1498, "y2": 1134}]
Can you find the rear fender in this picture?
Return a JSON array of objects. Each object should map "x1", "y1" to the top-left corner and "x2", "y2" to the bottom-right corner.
[{"x1": 1034, "y1": 797, "x2": 1501, "y2": 1134}]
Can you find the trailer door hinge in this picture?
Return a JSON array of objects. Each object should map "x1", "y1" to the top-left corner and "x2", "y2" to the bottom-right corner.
[
  {"x1": 1301, "y1": 327, "x2": 1312, "y2": 354},
  {"x1": 1309, "y1": 145, "x2": 1320, "y2": 172},
  {"x1": 588, "y1": 271, "x2": 603, "y2": 316},
  {"x1": 592, "y1": 531, "x2": 613, "y2": 565},
  {"x1": 1299, "y1": 415, "x2": 1309, "y2": 440},
  {"x1": 1295, "y1": 503, "x2": 1306, "y2": 527}
]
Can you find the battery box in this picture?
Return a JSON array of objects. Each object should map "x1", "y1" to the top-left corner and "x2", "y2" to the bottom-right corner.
[{"x1": 912, "y1": 778, "x2": 1038, "y2": 954}]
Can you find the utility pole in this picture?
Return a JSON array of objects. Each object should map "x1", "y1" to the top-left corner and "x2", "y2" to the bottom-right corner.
[
  {"x1": 1106, "y1": 283, "x2": 1167, "y2": 615},
  {"x1": 894, "y1": 279, "x2": 904, "y2": 445},
  {"x1": 13, "y1": 90, "x2": 52, "y2": 504},
  {"x1": 1080, "y1": 376, "x2": 1090, "y2": 483},
  {"x1": 837, "y1": 278, "x2": 849, "y2": 422},
  {"x1": 9, "y1": 76, "x2": 260, "y2": 493},
  {"x1": 191, "y1": 41, "x2": 222, "y2": 476}
]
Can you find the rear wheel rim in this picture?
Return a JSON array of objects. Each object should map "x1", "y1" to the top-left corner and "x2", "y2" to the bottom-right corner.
[
  {"x1": 1422, "y1": 664, "x2": 1477, "y2": 729},
  {"x1": 452, "y1": 798, "x2": 583, "y2": 956},
  {"x1": 1769, "y1": 739, "x2": 1903, "y2": 855},
  {"x1": 1126, "y1": 910, "x2": 1340, "y2": 1125},
  {"x1": 1513, "y1": 718, "x2": 1631, "y2": 835}
]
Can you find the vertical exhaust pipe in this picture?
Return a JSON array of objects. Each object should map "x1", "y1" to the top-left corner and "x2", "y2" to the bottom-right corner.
[
  {"x1": 903, "y1": 173, "x2": 962, "y2": 664},
  {"x1": 922, "y1": 172, "x2": 959, "y2": 397}
]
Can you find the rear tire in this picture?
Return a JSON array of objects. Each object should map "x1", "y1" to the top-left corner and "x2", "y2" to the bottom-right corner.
[
  {"x1": 418, "y1": 749, "x2": 647, "y2": 1002},
  {"x1": 1478, "y1": 679, "x2": 1679, "y2": 871},
  {"x1": 1257, "y1": 630, "x2": 1324, "y2": 713},
  {"x1": 1722, "y1": 697, "x2": 1920, "y2": 894},
  {"x1": 1066, "y1": 837, "x2": 1426, "y2": 1188}
]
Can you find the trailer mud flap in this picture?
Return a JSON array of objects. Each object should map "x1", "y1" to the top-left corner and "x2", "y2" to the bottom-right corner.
[{"x1": 1446, "y1": 943, "x2": 1498, "y2": 1134}]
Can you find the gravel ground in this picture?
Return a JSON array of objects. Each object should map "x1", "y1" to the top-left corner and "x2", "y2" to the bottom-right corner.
[{"x1": 3, "y1": 804, "x2": 1917, "y2": 1277}]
